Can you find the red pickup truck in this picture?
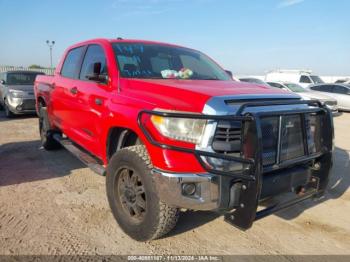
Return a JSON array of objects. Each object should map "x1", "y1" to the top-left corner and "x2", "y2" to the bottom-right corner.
[{"x1": 35, "y1": 38, "x2": 333, "y2": 241}]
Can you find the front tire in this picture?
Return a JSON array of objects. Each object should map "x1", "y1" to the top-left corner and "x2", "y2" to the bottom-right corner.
[
  {"x1": 4, "y1": 100, "x2": 14, "y2": 118},
  {"x1": 106, "y1": 145, "x2": 179, "y2": 241},
  {"x1": 38, "y1": 107, "x2": 61, "y2": 150}
]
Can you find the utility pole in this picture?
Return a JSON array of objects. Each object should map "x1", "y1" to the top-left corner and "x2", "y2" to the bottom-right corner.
[{"x1": 46, "y1": 40, "x2": 55, "y2": 69}]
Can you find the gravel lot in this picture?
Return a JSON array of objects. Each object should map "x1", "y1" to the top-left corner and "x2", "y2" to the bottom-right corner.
[{"x1": 0, "y1": 111, "x2": 349, "y2": 255}]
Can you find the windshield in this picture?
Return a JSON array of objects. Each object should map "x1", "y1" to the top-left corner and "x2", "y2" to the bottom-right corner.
[
  {"x1": 112, "y1": 43, "x2": 231, "y2": 80},
  {"x1": 310, "y1": 75, "x2": 324, "y2": 84},
  {"x1": 6, "y1": 72, "x2": 43, "y2": 85},
  {"x1": 285, "y1": 83, "x2": 307, "y2": 92}
]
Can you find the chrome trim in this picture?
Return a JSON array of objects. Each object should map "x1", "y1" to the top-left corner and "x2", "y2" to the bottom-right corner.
[
  {"x1": 203, "y1": 94, "x2": 302, "y2": 116},
  {"x1": 151, "y1": 169, "x2": 219, "y2": 210}
]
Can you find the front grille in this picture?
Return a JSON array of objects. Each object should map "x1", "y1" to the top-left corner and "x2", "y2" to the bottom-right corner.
[
  {"x1": 212, "y1": 121, "x2": 241, "y2": 154},
  {"x1": 261, "y1": 115, "x2": 306, "y2": 166},
  {"x1": 212, "y1": 113, "x2": 322, "y2": 167},
  {"x1": 21, "y1": 99, "x2": 36, "y2": 110},
  {"x1": 324, "y1": 100, "x2": 336, "y2": 106},
  {"x1": 306, "y1": 114, "x2": 322, "y2": 154},
  {"x1": 261, "y1": 117, "x2": 279, "y2": 166},
  {"x1": 279, "y1": 115, "x2": 305, "y2": 162}
]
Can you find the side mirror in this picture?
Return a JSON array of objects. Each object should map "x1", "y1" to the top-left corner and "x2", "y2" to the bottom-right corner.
[
  {"x1": 225, "y1": 70, "x2": 233, "y2": 78},
  {"x1": 86, "y1": 62, "x2": 108, "y2": 83},
  {"x1": 0, "y1": 80, "x2": 5, "y2": 85}
]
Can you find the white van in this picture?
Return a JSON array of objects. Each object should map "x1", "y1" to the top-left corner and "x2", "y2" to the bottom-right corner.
[{"x1": 265, "y1": 70, "x2": 324, "y2": 88}]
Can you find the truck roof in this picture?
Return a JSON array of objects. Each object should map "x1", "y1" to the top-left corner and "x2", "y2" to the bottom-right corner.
[{"x1": 68, "y1": 38, "x2": 191, "y2": 50}]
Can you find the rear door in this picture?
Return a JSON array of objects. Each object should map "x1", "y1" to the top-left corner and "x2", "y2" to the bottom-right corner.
[{"x1": 51, "y1": 46, "x2": 86, "y2": 138}]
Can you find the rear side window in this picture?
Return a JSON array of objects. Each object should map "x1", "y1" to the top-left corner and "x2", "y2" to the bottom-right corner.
[
  {"x1": 300, "y1": 75, "x2": 311, "y2": 83},
  {"x1": 310, "y1": 85, "x2": 321, "y2": 91},
  {"x1": 61, "y1": 46, "x2": 85, "y2": 79},
  {"x1": 79, "y1": 45, "x2": 107, "y2": 80},
  {"x1": 311, "y1": 85, "x2": 332, "y2": 92},
  {"x1": 333, "y1": 85, "x2": 349, "y2": 94},
  {"x1": 268, "y1": 82, "x2": 283, "y2": 88}
]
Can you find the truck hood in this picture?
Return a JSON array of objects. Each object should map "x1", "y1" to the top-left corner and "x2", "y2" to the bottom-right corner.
[{"x1": 124, "y1": 79, "x2": 292, "y2": 112}]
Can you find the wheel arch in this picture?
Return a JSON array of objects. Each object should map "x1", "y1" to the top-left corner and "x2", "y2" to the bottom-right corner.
[
  {"x1": 36, "y1": 96, "x2": 47, "y2": 115},
  {"x1": 106, "y1": 126, "x2": 144, "y2": 161}
]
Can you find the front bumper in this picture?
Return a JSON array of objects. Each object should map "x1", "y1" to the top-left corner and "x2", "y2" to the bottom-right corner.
[
  {"x1": 152, "y1": 169, "x2": 220, "y2": 210},
  {"x1": 325, "y1": 104, "x2": 338, "y2": 113},
  {"x1": 139, "y1": 99, "x2": 334, "y2": 229},
  {"x1": 7, "y1": 97, "x2": 36, "y2": 114}
]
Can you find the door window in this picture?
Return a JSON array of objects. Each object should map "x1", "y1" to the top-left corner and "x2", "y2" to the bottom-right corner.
[
  {"x1": 312, "y1": 85, "x2": 333, "y2": 92},
  {"x1": 268, "y1": 82, "x2": 283, "y2": 88},
  {"x1": 300, "y1": 75, "x2": 312, "y2": 83},
  {"x1": 79, "y1": 45, "x2": 107, "y2": 80},
  {"x1": 61, "y1": 46, "x2": 86, "y2": 79},
  {"x1": 333, "y1": 85, "x2": 349, "y2": 94}
]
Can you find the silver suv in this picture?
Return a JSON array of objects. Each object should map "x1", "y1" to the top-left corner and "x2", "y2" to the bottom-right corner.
[{"x1": 0, "y1": 71, "x2": 44, "y2": 117}]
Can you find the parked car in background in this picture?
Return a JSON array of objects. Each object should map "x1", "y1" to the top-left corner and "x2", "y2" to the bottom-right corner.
[
  {"x1": 0, "y1": 70, "x2": 44, "y2": 117},
  {"x1": 335, "y1": 78, "x2": 350, "y2": 84},
  {"x1": 268, "y1": 81, "x2": 338, "y2": 113},
  {"x1": 265, "y1": 70, "x2": 324, "y2": 88},
  {"x1": 309, "y1": 84, "x2": 350, "y2": 111},
  {"x1": 239, "y1": 77, "x2": 270, "y2": 87}
]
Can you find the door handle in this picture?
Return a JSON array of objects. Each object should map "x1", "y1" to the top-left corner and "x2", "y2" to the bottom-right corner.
[
  {"x1": 95, "y1": 98, "x2": 103, "y2": 105},
  {"x1": 70, "y1": 87, "x2": 78, "y2": 95}
]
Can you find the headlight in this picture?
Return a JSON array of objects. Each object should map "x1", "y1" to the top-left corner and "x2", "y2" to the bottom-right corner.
[
  {"x1": 150, "y1": 113, "x2": 207, "y2": 145},
  {"x1": 8, "y1": 90, "x2": 24, "y2": 98}
]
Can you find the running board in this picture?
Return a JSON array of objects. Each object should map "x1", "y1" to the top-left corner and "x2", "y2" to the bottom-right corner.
[{"x1": 53, "y1": 134, "x2": 106, "y2": 176}]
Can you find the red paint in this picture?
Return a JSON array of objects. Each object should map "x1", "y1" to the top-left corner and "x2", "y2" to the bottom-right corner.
[{"x1": 35, "y1": 38, "x2": 288, "y2": 173}]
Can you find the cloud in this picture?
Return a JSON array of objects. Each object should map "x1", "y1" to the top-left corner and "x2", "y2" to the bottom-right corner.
[
  {"x1": 111, "y1": 0, "x2": 214, "y2": 19},
  {"x1": 278, "y1": 0, "x2": 305, "y2": 8}
]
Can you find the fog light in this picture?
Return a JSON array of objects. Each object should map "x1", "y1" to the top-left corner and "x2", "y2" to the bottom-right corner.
[
  {"x1": 16, "y1": 106, "x2": 22, "y2": 111},
  {"x1": 182, "y1": 183, "x2": 196, "y2": 196}
]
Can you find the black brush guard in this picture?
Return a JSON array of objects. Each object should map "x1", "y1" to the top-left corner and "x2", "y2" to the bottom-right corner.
[{"x1": 137, "y1": 99, "x2": 333, "y2": 229}]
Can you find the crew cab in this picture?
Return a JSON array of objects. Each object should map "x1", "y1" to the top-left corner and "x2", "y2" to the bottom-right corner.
[{"x1": 34, "y1": 39, "x2": 333, "y2": 241}]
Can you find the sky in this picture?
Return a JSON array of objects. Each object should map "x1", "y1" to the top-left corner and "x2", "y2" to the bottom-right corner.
[{"x1": 0, "y1": 0, "x2": 349, "y2": 76}]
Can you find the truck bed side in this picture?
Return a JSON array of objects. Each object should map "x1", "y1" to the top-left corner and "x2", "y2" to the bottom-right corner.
[{"x1": 34, "y1": 75, "x2": 56, "y2": 114}]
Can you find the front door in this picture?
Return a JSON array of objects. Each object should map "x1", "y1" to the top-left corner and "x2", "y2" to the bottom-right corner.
[{"x1": 73, "y1": 44, "x2": 111, "y2": 158}]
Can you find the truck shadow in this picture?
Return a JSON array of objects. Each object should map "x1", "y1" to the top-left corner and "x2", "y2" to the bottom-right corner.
[
  {"x1": 0, "y1": 110, "x2": 37, "y2": 122},
  {"x1": 0, "y1": 140, "x2": 84, "y2": 187},
  {"x1": 167, "y1": 210, "x2": 220, "y2": 238},
  {"x1": 0, "y1": 140, "x2": 348, "y2": 236},
  {"x1": 267, "y1": 146, "x2": 350, "y2": 220}
]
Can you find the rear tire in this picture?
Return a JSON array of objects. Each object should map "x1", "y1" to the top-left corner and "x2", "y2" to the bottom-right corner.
[
  {"x1": 39, "y1": 107, "x2": 61, "y2": 150},
  {"x1": 106, "y1": 145, "x2": 179, "y2": 241}
]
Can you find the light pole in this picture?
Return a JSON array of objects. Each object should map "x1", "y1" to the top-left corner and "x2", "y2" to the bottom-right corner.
[{"x1": 46, "y1": 40, "x2": 55, "y2": 69}]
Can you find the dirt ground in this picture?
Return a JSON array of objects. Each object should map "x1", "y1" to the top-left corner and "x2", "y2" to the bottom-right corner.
[{"x1": 0, "y1": 111, "x2": 349, "y2": 256}]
